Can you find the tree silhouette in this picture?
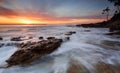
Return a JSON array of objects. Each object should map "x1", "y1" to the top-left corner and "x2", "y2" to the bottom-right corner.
[
  {"x1": 102, "y1": 7, "x2": 110, "y2": 21},
  {"x1": 108, "y1": 0, "x2": 120, "y2": 13}
]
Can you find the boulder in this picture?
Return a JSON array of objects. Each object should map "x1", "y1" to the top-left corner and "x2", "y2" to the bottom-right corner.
[
  {"x1": 5, "y1": 38, "x2": 62, "y2": 67},
  {"x1": 39, "y1": 37, "x2": 43, "y2": 39},
  {"x1": 0, "y1": 37, "x2": 3, "y2": 40},
  {"x1": 47, "y1": 37, "x2": 55, "y2": 40},
  {"x1": 28, "y1": 36, "x2": 33, "y2": 39}
]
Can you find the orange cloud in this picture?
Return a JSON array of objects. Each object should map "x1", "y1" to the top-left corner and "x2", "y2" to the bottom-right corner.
[
  {"x1": 0, "y1": 6, "x2": 18, "y2": 16},
  {"x1": 0, "y1": 15, "x2": 105, "y2": 25},
  {"x1": 0, "y1": 6, "x2": 105, "y2": 25}
]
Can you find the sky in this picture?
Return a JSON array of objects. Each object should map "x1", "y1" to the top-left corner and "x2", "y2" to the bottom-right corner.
[{"x1": 0, "y1": 0, "x2": 113, "y2": 25}]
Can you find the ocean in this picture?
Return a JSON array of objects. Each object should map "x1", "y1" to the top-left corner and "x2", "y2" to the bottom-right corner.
[{"x1": 0, "y1": 25, "x2": 120, "y2": 73}]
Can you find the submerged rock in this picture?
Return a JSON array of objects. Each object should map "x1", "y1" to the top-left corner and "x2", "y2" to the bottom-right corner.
[
  {"x1": 95, "y1": 62, "x2": 120, "y2": 73},
  {"x1": 67, "y1": 60, "x2": 89, "y2": 73},
  {"x1": 84, "y1": 30, "x2": 91, "y2": 32},
  {"x1": 63, "y1": 37, "x2": 70, "y2": 42},
  {"x1": 0, "y1": 43, "x2": 4, "y2": 47},
  {"x1": 5, "y1": 43, "x2": 17, "y2": 46},
  {"x1": 5, "y1": 38, "x2": 62, "y2": 67},
  {"x1": 65, "y1": 31, "x2": 76, "y2": 36},
  {"x1": 11, "y1": 37, "x2": 22, "y2": 41}
]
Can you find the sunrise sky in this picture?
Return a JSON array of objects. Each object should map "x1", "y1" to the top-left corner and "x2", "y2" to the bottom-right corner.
[{"x1": 0, "y1": 0, "x2": 113, "y2": 25}]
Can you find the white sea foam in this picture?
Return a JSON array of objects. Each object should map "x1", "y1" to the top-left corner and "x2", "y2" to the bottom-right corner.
[{"x1": 0, "y1": 25, "x2": 120, "y2": 73}]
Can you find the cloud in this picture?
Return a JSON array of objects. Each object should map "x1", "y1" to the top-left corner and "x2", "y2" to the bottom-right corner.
[{"x1": 0, "y1": 6, "x2": 18, "y2": 17}]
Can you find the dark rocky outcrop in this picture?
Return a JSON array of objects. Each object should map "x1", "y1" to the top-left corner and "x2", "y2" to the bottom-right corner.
[
  {"x1": 76, "y1": 13, "x2": 120, "y2": 35},
  {"x1": 5, "y1": 38, "x2": 62, "y2": 67},
  {"x1": 106, "y1": 13, "x2": 120, "y2": 32},
  {"x1": 39, "y1": 37, "x2": 43, "y2": 40},
  {"x1": 16, "y1": 41, "x2": 37, "y2": 49},
  {"x1": 106, "y1": 31, "x2": 120, "y2": 35},
  {"x1": 76, "y1": 22, "x2": 108, "y2": 28},
  {"x1": 11, "y1": 37, "x2": 22, "y2": 41},
  {"x1": 47, "y1": 37, "x2": 55, "y2": 40},
  {"x1": 0, "y1": 37, "x2": 3, "y2": 40}
]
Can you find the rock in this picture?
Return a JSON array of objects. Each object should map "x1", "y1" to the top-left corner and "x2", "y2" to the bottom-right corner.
[
  {"x1": 101, "y1": 40, "x2": 120, "y2": 47},
  {"x1": 63, "y1": 37, "x2": 70, "y2": 41},
  {"x1": 47, "y1": 37, "x2": 55, "y2": 40},
  {"x1": 107, "y1": 13, "x2": 120, "y2": 32},
  {"x1": 95, "y1": 62, "x2": 117, "y2": 73},
  {"x1": 19, "y1": 41, "x2": 37, "y2": 48},
  {"x1": 67, "y1": 60, "x2": 89, "y2": 73},
  {"x1": 109, "y1": 22, "x2": 120, "y2": 32},
  {"x1": 0, "y1": 43, "x2": 4, "y2": 47},
  {"x1": 0, "y1": 37, "x2": 3, "y2": 40},
  {"x1": 76, "y1": 22, "x2": 107, "y2": 28},
  {"x1": 65, "y1": 31, "x2": 76, "y2": 36},
  {"x1": 11, "y1": 37, "x2": 22, "y2": 41},
  {"x1": 29, "y1": 36, "x2": 33, "y2": 39},
  {"x1": 39, "y1": 37, "x2": 43, "y2": 39},
  {"x1": 5, "y1": 43, "x2": 17, "y2": 46},
  {"x1": 5, "y1": 38, "x2": 62, "y2": 67},
  {"x1": 84, "y1": 30, "x2": 91, "y2": 32},
  {"x1": 106, "y1": 31, "x2": 120, "y2": 35}
]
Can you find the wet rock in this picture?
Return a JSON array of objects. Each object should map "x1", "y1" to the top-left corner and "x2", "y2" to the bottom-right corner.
[
  {"x1": 29, "y1": 36, "x2": 33, "y2": 39},
  {"x1": 0, "y1": 37, "x2": 3, "y2": 40},
  {"x1": 11, "y1": 37, "x2": 22, "y2": 41},
  {"x1": 39, "y1": 36, "x2": 43, "y2": 39},
  {"x1": 84, "y1": 30, "x2": 91, "y2": 32},
  {"x1": 95, "y1": 62, "x2": 119, "y2": 73},
  {"x1": 6, "y1": 50, "x2": 36, "y2": 65},
  {"x1": 67, "y1": 60, "x2": 89, "y2": 73},
  {"x1": 5, "y1": 38, "x2": 62, "y2": 67},
  {"x1": 47, "y1": 37, "x2": 55, "y2": 40},
  {"x1": 63, "y1": 37, "x2": 70, "y2": 42},
  {"x1": 0, "y1": 43, "x2": 4, "y2": 47},
  {"x1": 5, "y1": 43, "x2": 17, "y2": 46},
  {"x1": 65, "y1": 31, "x2": 76, "y2": 36},
  {"x1": 101, "y1": 40, "x2": 120, "y2": 47},
  {"x1": 106, "y1": 31, "x2": 120, "y2": 35},
  {"x1": 17, "y1": 41, "x2": 38, "y2": 49}
]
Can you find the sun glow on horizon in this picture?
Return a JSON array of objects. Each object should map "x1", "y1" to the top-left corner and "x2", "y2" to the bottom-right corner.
[
  {"x1": 0, "y1": 15, "x2": 105, "y2": 25},
  {"x1": 18, "y1": 19, "x2": 38, "y2": 24}
]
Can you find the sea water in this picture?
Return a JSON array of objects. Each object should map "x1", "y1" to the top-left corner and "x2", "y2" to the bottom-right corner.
[{"x1": 0, "y1": 25, "x2": 120, "y2": 73}]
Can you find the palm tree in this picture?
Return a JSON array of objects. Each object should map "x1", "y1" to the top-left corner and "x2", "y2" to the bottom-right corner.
[
  {"x1": 108, "y1": 0, "x2": 120, "y2": 13},
  {"x1": 102, "y1": 7, "x2": 110, "y2": 21},
  {"x1": 114, "y1": 1, "x2": 120, "y2": 12}
]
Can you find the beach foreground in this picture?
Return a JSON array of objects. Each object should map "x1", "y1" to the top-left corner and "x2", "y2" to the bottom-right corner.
[{"x1": 0, "y1": 25, "x2": 120, "y2": 73}]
